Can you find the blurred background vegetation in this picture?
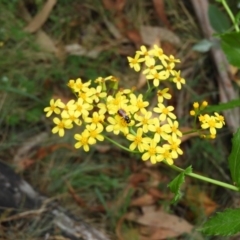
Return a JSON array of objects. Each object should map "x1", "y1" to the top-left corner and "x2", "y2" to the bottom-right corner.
[{"x1": 0, "y1": 0, "x2": 238, "y2": 239}]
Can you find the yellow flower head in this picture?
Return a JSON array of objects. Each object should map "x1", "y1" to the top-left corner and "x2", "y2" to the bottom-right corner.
[{"x1": 45, "y1": 45, "x2": 189, "y2": 164}]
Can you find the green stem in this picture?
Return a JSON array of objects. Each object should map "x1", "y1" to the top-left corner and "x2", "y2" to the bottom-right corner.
[
  {"x1": 220, "y1": 0, "x2": 239, "y2": 32},
  {"x1": 104, "y1": 135, "x2": 139, "y2": 153},
  {"x1": 167, "y1": 163, "x2": 239, "y2": 192}
]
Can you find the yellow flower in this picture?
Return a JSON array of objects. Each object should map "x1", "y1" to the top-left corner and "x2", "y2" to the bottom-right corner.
[
  {"x1": 172, "y1": 70, "x2": 185, "y2": 90},
  {"x1": 104, "y1": 75, "x2": 119, "y2": 83},
  {"x1": 210, "y1": 134, "x2": 216, "y2": 139},
  {"x1": 201, "y1": 115, "x2": 222, "y2": 135},
  {"x1": 146, "y1": 70, "x2": 169, "y2": 87},
  {"x1": 152, "y1": 45, "x2": 168, "y2": 62},
  {"x1": 157, "y1": 88, "x2": 171, "y2": 103},
  {"x1": 106, "y1": 92, "x2": 129, "y2": 114},
  {"x1": 148, "y1": 118, "x2": 170, "y2": 142},
  {"x1": 127, "y1": 53, "x2": 144, "y2": 72},
  {"x1": 142, "y1": 140, "x2": 163, "y2": 164},
  {"x1": 106, "y1": 115, "x2": 129, "y2": 135},
  {"x1": 78, "y1": 90, "x2": 94, "y2": 104},
  {"x1": 198, "y1": 114, "x2": 209, "y2": 123},
  {"x1": 162, "y1": 60, "x2": 175, "y2": 76},
  {"x1": 158, "y1": 144, "x2": 174, "y2": 165},
  {"x1": 130, "y1": 93, "x2": 149, "y2": 113},
  {"x1": 214, "y1": 112, "x2": 225, "y2": 126},
  {"x1": 166, "y1": 118, "x2": 182, "y2": 140},
  {"x1": 58, "y1": 99, "x2": 77, "y2": 116},
  {"x1": 74, "y1": 130, "x2": 91, "y2": 151},
  {"x1": 61, "y1": 110, "x2": 81, "y2": 125},
  {"x1": 127, "y1": 128, "x2": 151, "y2": 152},
  {"x1": 167, "y1": 137, "x2": 183, "y2": 159},
  {"x1": 168, "y1": 55, "x2": 180, "y2": 63},
  {"x1": 67, "y1": 79, "x2": 76, "y2": 89},
  {"x1": 72, "y1": 78, "x2": 91, "y2": 93},
  {"x1": 94, "y1": 77, "x2": 105, "y2": 84},
  {"x1": 52, "y1": 117, "x2": 72, "y2": 137},
  {"x1": 75, "y1": 98, "x2": 91, "y2": 118},
  {"x1": 98, "y1": 102, "x2": 107, "y2": 115},
  {"x1": 85, "y1": 111, "x2": 105, "y2": 128},
  {"x1": 193, "y1": 102, "x2": 199, "y2": 109},
  {"x1": 142, "y1": 57, "x2": 163, "y2": 75},
  {"x1": 153, "y1": 103, "x2": 176, "y2": 122},
  {"x1": 201, "y1": 101, "x2": 208, "y2": 108},
  {"x1": 90, "y1": 85, "x2": 107, "y2": 103},
  {"x1": 190, "y1": 110, "x2": 196, "y2": 116},
  {"x1": 135, "y1": 111, "x2": 155, "y2": 133},
  {"x1": 136, "y1": 45, "x2": 153, "y2": 60},
  {"x1": 86, "y1": 124, "x2": 104, "y2": 144},
  {"x1": 44, "y1": 99, "x2": 61, "y2": 117}
]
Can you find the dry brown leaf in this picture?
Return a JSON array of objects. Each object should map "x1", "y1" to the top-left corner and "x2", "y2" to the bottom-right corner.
[
  {"x1": 35, "y1": 30, "x2": 58, "y2": 54},
  {"x1": 140, "y1": 26, "x2": 181, "y2": 46},
  {"x1": 140, "y1": 225, "x2": 183, "y2": 240},
  {"x1": 128, "y1": 172, "x2": 149, "y2": 186},
  {"x1": 65, "y1": 41, "x2": 126, "y2": 58},
  {"x1": 147, "y1": 187, "x2": 171, "y2": 200},
  {"x1": 24, "y1": 0, "x2": 57, "y2": 33},
  {"x1": 152, "y1": 0, "x2": 171, "y2": 29},
  {"x1": 126, "y1": 29, "x2": 142, "y2": 47},
  {"x1": 130, "y1": 194, "x2": 156, "y2": 206},
  {"x1": 95, "y1": 144, "x2": 111, "y2": 153},
  {"x1": 185, "y1": 186, "x2": 218, "y2": 216},
  {"x1": 126, "y1": 207, "x2": 193, "y2": 238}
]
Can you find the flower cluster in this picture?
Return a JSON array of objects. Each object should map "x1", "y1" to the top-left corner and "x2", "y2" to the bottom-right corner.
[
  {"x1": 190, "y1": 101, "x2": 225, "y2": 138},
  {"x1": 127, "y1": 45, "x2": 185, "y2": 89},
  {"x1": 44, "y1": 45, "x2": 186, "y2": 165}
]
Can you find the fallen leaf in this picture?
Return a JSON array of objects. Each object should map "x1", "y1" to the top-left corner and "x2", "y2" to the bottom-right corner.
[
  {"x1": 130, "y1": 194, "x2": 156, "y2": 207},
  {"x1": 140, "y1": 225, "x2": 183, "y2": 240},
  {"x1": 65, "y1": 41, "x2": 126, "y2": 58},
  {"x1": 152, "y1": 0, "x2": 171, "y2": 29},
  {"x1": 185, "y1": 186, "x2": 218, "y2": 216},
  {"x1": 126, "y1": 207, "x2": 193, "y2": 238},
  {"x1": 35, "y1": 30, "x2": 58, "y2": 54},
  {"x1": 140, "y1": 25, "x2": 181, "y2": 46},
  {"x1": 24, "y1": 0, "x2": 57, "y2": 33},
  {"x1": 128, "y1": 172, "x2": 149, "y2": 187},
  {"x1": 147, "y1": 187, "x2": 172, "y2": 200},
  {"x1": 126, "y1": 29, "x2": 142, "y2": 47}
]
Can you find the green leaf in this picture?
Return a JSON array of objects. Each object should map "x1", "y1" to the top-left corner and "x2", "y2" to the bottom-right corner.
[
  {"x1": 236, "y1": 11, "x2": 240, "y2": 25},
  {"x1": 204, "y1": 99, "x2": 240, "y2": 113},
  {"x1": 228, "y1": 128, "x2": 240, "y2": 187},
  {"x1": 208, "y1": 4, "x2": 231, "y2": 33},
  {"x1": 220, "y1": 32, "x2": 240, "y2": 68},
  {"x1": 192, "y1": 39, "x2": 213, "y2": 53},
  {"x1": 168, "y1": 166, "x2": 192, "y2": 203},
  {"x1": 201, "y1": 208, "x2": 240, "y2": 236}
]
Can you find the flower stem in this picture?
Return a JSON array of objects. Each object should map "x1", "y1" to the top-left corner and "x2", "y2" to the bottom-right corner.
[
  {"x1": 167, "y1": 163, "x2": 239, "y2": 191},
  {"x1": 220, "y1": 0, "x2": 239, "y2": 32},
  {"x1": 104, "y1": 135, "x2": 139, "y2": 153}
]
